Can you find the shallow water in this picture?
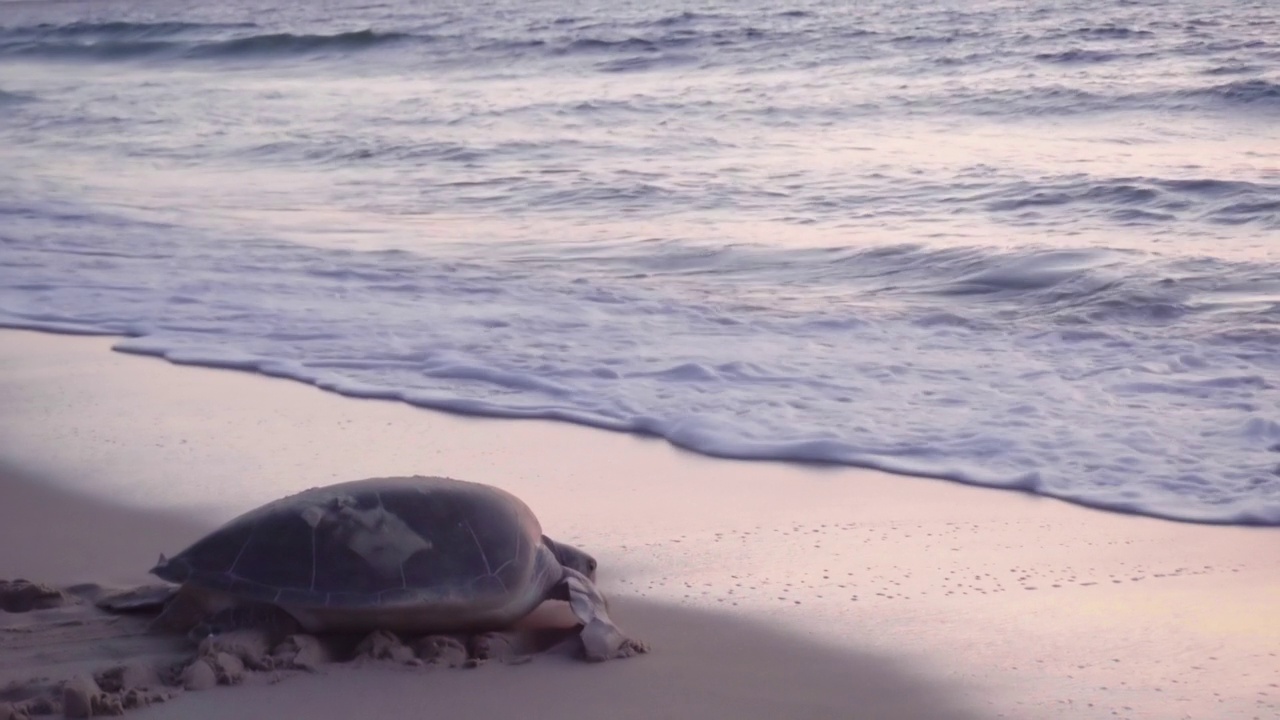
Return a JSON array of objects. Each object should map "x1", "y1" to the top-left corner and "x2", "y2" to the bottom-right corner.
[{"x1": 1, "y1": 0, "x2": 1278, "y2": 523}]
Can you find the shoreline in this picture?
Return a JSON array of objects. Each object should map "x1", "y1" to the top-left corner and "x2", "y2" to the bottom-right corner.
[
  {"x1": 6, "y1": 325, "x2": 1270, "y2": 528},
  {"x1": 2, "y1": 329, "x2": 1278, "y2": 719}
]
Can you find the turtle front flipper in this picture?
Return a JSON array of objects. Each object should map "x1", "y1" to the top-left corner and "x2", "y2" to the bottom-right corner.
[{"x1": 560, "y1": 568, "x2": 648, "y2": 662}]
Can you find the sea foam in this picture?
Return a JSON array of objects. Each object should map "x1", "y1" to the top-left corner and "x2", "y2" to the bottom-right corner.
[{"x1": 2, "y1": 198, "x2": 1277, "y2": 525}]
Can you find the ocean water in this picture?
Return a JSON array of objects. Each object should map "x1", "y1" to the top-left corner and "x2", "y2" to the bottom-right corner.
[{"x1": 1, "y1": 0, "x2": 1278, "y2": 524}]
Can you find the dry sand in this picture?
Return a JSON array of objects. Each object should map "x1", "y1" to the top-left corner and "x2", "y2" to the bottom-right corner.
[{"x1": 1, "y1": 329, "x2": 1277, "y2": 719}]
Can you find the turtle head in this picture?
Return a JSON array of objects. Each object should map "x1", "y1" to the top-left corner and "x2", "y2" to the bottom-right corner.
[{"x1": 543, "y1": 536, "x2": 598, "y2": 581}]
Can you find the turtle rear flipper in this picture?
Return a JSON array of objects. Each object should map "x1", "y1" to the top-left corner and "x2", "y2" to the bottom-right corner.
[
  {"x1": 94, "y1": 584, "x2": 203, "y2": 636},
  {"x1": 95, "y1": 584, "x2": 179, "y2": 615},
  {"x1": 560, "y1": 568, "x2": 648, "y2": 662}
]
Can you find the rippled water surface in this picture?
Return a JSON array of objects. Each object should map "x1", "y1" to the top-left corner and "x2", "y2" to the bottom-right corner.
[{"x1": 2, "y1": 0, "x2": 1278, "y2": 523}]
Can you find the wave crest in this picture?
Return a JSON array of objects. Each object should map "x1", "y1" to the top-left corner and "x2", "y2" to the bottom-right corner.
[{"x1": 0, "y1": 24, "x2": 416, "y2": 61}]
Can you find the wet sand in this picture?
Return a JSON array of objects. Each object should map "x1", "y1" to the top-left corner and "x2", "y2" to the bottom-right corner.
[{"x1": 1, "y1": 329, "x2": 1277, "y2": 719}]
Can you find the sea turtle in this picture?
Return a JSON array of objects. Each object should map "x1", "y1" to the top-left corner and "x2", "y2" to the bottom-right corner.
[{"x1": 99, "y1": 475, "x2": 645, "y2": 662}]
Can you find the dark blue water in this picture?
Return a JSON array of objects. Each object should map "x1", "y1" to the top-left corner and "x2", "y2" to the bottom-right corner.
[{"x1": 2, "y1": 0, "x2": 1278, "y2": 523}]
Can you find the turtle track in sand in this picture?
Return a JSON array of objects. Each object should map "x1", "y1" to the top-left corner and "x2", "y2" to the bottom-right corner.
[{"x1": 1, "y1": 579, "x2": 587, "y2": 720}]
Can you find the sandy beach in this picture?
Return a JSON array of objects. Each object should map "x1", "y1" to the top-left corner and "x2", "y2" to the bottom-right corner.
[{"x1": 1, "y1": 329, "x2": 1277, "y2": 719}]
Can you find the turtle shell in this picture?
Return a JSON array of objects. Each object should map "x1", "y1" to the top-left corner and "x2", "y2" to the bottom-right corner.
[{"x1": 153, "y1": 476, "x2": 548, "y2": 612}]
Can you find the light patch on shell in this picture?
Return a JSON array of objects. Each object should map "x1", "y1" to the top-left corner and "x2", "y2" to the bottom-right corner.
[
  {"x1": 300, "y1": 506, "x2": 325, "y2": 528},
  {"x1": 300, "y1": 494, "x2": 431, "y2": 579}
]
